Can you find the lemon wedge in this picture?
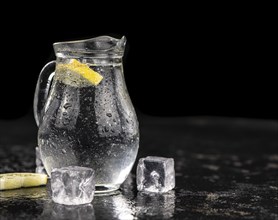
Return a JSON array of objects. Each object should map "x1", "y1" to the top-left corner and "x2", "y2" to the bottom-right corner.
[
  {"x1": 0, "y1": 173, "x2": 48, "y2": 190},
  {"x1": 57, "y1": 59, "x2": 103, "y2": 86}
]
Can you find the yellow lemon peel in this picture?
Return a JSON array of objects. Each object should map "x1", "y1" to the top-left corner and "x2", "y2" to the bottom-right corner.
[
  {"x1": 57, "y1": 59, "x2": 103, "y2": 86},
  {"x1": 0, "y1": 173, "x2": 48, "y2": 190}
]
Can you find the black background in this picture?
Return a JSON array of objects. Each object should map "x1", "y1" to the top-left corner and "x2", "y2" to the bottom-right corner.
[{"x1": 0, "y1": 6, "x2": 276, "y2": 120}]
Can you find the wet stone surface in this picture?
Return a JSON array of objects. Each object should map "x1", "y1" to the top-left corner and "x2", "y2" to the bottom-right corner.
[{"x1": 0, "y1": 115, "x2": 277, "y2": 219}]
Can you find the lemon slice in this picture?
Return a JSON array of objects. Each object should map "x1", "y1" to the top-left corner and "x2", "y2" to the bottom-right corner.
[
  {"x1": 0, "y1": 173, "x2": 48, "y2": 191},
  {"x1": 57, "y1": 59, "x2": 103, "y2": 86}
]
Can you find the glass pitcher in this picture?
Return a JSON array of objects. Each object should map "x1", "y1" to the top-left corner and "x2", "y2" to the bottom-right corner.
[{"x1": 34, "y1": 36, "x2": 139, "y2": 193}]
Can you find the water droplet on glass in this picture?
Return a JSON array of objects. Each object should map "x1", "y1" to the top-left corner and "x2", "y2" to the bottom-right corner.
[
  {"x1": 64, "y1": 103, "x2": 72, "y2": 109},
  {"x1": 85, "y1": 158, "x2": 90, "y2": 165},
  {"x1": 63, "y1": 120, "x2": 69, "y2": 125}
]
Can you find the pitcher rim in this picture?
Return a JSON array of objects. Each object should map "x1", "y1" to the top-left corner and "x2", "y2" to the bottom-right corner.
[{"x1": 53, "y1": 35, "x2": 126, "y2": 57}]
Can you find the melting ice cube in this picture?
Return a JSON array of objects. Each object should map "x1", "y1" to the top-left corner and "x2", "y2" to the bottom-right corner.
[
  {"x1": 51, "y1": 166, "x2": 95, "y2": 205},
  {"x1": 137, "y1": 156, "x2": 175, "y2": 193}
]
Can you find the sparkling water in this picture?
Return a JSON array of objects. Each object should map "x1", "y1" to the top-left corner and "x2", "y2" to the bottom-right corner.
[{"x1": 38, "y1": 63, "x2": 139, "y2": 192}]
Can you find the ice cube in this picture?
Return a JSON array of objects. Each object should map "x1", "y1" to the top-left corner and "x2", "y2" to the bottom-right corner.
[
  {"x1": 137, "y1": 156, "x2": 175, "y2": 193},
  {"x1": 51, "y1": 166, "x2": 95, "y2": 205}
]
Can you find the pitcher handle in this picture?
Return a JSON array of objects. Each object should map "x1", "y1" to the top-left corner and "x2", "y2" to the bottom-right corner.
[{"x1": 33, "y1": 61, "x2": 56, "y2": 126}]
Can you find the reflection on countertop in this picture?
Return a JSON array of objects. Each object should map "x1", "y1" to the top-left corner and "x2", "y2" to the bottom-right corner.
[
  {"x1": 0, "y1": 115, "x2": 277, "y2": 219},
  {"x1": 0, "y1": 178, "x2": 176, "y2": 220}
]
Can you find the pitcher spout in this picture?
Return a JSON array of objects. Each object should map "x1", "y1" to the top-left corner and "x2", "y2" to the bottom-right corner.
[{"x1": 116, "y1": 36, "x2": 126, "y2": 52}]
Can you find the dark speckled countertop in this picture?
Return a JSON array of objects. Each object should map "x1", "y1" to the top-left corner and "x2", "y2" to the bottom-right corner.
[{"x1": 0, "y1": 114, "x2": 277, "y2": 219}]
